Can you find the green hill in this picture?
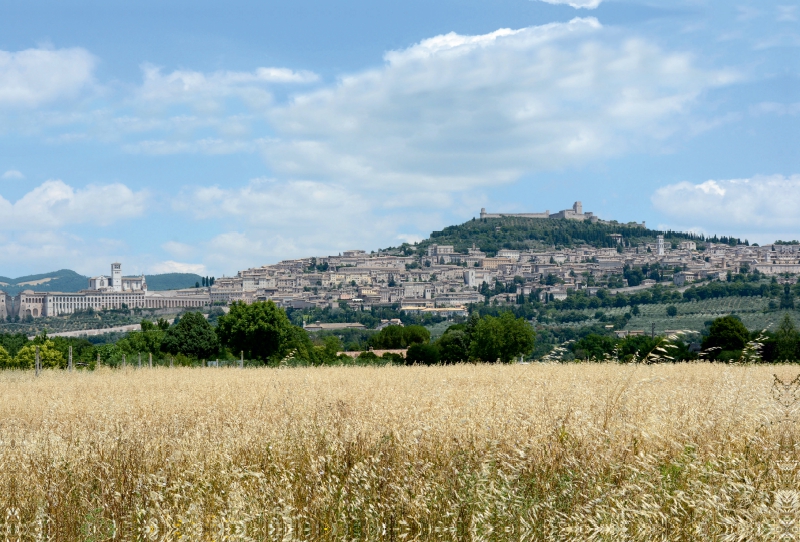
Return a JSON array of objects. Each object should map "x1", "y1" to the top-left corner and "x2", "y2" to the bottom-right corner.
[
  {"x1": 394, "y1": 217, "x2": 738, "y2": 256},
  {"x1": 0, "y1": 269, "x2": 88, "y2": 296},
  {"x1": 145, "y1": 273, "x2": 203, "y2": 291},
  {"x1": 0, "y1": 270, "x2": 203, "y2": 295}
]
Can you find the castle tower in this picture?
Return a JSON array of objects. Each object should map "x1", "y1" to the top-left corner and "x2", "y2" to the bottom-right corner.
[
  {"x1": 111, "y1": 263, "x2": 122, "y2": 292},
  {"x1": 573, "y1": 201, "x2": 582, "y2": 215},
  {"x1": 480, "y1": 208, "x2": 487, "y2": 219}
]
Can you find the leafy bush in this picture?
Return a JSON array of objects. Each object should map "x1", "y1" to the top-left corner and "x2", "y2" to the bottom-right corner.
[
  {"x1": 369, "y1": 325, "x2": 430, "y2": 349},
  {"x1": 406, "y1": 344, "x2": 441, "y2": 365},
  {"x1": 0, "y1": 346, "x2": 12, "y2": 368},
  {"x1": 14, "y1": 341, "x2": 66, "y2": 369}
]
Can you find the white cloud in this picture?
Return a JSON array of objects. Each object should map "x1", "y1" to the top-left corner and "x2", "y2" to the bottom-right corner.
[
  {"x1": 136, "y1": 64, "x2": 318, "y2": 109},
  {"x1": 0, "y1": 180, "x2": 148, "y2": 230},
  {"x1": 149, "y1": 260, "x2": 206, "y2": 275},
  {"x1": 175, "y1": 178, "x2": 451, "y2": 270},
  {"x1": 751, "y1": 102, "x2": 800, "y2": 116},
  {"x1": 736, "y1": 6, "x2": 762, "y2": 21},
  {"x1": 178, "y1": 177, "x2": 371, "y2": 224},
  {"x1": 396, "y1": 233, "x2": 424, "y2": 245},
  {"x1": 652, "y1": 174, "x2": 800, "y2": 230},
  {"x1": 777, "y1": 5, "x2": 798, "y2": 22},
  {"x1": 122, "y1": 137, "x2": 268, "y2": 155},
  {"x1": 537, "y1": 0, "x2": 602, "y2": 9},
  {"x1": 161, "y1": 241, "x2": 196, "y2": 259},
  {"x1": 1, "y1": 170, "x2": 23, "y2": 180},
  {"x1": 0, "y1": 47, "x2": 96, "y2": 107},
  {"x1": 267, "y1": 18, "x2": 737, "y2": 191}
]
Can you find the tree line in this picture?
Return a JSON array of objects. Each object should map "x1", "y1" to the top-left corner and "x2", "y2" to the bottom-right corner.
[
  {"x1": 567, "y1": 314, "x2": 800, "y2": 363},
  {"x1": 0, "y1": 301, "x2": 537, "y2": 369},
  {"x1": 361, "y1": 312, "x2": 535, "y2": 364}
]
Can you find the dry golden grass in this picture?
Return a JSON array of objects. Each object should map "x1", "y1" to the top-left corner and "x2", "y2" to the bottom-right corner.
[{"x1": 1, "y1": 363, "x2": 799, "y2": 540}]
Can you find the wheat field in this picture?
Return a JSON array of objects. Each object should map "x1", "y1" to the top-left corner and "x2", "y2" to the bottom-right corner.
[{"x1": 1, "y1": 363, "x2": 799, "y2": 541}]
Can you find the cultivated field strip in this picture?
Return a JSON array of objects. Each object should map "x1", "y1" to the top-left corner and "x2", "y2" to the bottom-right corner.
[{"x1": 0, "y1": 364, "x2": 799, "y2": 541}]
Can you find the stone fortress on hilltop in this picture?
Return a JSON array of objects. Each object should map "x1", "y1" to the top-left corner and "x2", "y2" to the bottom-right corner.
[{"x1": 480, "y1": 201, "x2": 645, "y2": 228}]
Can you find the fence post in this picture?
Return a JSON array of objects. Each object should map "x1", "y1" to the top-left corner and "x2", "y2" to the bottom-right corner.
[
  {"x1": 97, "y1": 351, "x2": 101, "y2": 369},
  {"x1": 122, "y1": 354, "x2": 126, "y2": 368},
  {"x1": 68, "y1": 346, "x2": 73, "y2": 372},
  {"x1": 149, "y1": 352, "x2": 152, "y2": 369},
  {"x1": 138, "y1": 352, "x2": 142, "y2": 369},
  {"x1": 169, "y1": 356, "x2": 173, "y2": 368},
  {"x1": 35, "y1": 345, "x2": 40, "y2": 376},
  {"x1": 240, "y1": 351, "x2": 244, "y2": 369}
]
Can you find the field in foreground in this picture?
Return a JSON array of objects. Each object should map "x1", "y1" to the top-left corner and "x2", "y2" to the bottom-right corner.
[{"x1": 2, "y1": 364, "x2": 799, "y2": 541}]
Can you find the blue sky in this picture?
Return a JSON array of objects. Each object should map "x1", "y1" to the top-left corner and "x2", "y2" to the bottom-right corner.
[{"x1": 0, "y1": 0, "x2": 797, "y2": 277}]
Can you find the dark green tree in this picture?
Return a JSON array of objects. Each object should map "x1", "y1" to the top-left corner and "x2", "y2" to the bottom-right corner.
[
  {"x1": 216, "y1": 301, "x2": 299, "y2": 363},
  {"x1": 119, "y1": 323, "x2": 165, "y2": 357},
  {"x1": 702, "y1": 316, "x2": 750, "y2": 360},
  {"x1": 666, "y1": 305, "x2": 678, "y2": 317},
  {"x1": 161, "y1": 312, "x2": 219, "y2": 360},
  {"x1": 781, "y1": 284, "x2": 795, "y2": 309},
  {"x1": 406, "y1": 343, "x2": 441, "y2": 365},
  {"x1": 436, "y1": 329, "x2": 470, "y2": 363},
  {"x1": 369, "y1": 325, "x2": 430, "y2": 349},
  {"x1": 469, "y1": 312, "x2": 535, "y2": 363},
  {"x1": 617, "y1": 335, "x2": 661, "y2": 361},
  {"x1": 0, "y1": 332, "x2": 29, "y2": 358},
  {"x1": 572, "y1": 334, "x2": 617, "y2": 360},
  {"x1": 774, "y1": 314, "x2": 799, "y2": 362}
]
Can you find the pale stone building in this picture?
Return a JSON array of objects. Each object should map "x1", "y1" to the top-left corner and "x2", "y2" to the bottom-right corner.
[
  {"x1": 88, "y1": 263, "x2": 146, "y2": 292},
  {"x1": 11, "y1": 263, "x2": 210, "y2": 319},
  {"x1": 0, "y1": 291, "x2": 9, "y2": 321}
]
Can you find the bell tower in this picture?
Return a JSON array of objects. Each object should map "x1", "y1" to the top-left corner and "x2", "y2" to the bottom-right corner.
[{"x1": 111, "y1": 263, "x2": 122, "y2": 292}]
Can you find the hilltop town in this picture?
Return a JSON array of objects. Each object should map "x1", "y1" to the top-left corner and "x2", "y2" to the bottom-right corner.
[
  {"x1": 202, "y1": 203, "x2": 796, "y2": 317},
  {"x1": 3, "y1": 202, "x2": 797, "y2": 325}
]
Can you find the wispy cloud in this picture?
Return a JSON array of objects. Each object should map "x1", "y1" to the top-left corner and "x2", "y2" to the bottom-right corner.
[
  {"x1": 149, "y1": 260, "x2": 206, "y2": 275},
  {"x1": 1, "y1": 170, "x2": 24, "y2": 180},
  {"x1": 136, "y1": 64, "x2": 318, "y2": 110},
  {"x1": 535, "y1": 0, "x2": 602, "y2": 9},
  {"x1": 122, "y1": 137, "x2": 269, "y2": 155},
  {"x1": 0, "y1": 47, "x2": 96, "y2": 108},
  {"x1": 777, "y1": 5, "x2": 798, "y2": 22}
]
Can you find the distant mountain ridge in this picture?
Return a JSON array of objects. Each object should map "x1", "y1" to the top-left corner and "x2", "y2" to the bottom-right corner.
[{"x1": 0, "y1": 270, "x2": 203, "y2": 296}]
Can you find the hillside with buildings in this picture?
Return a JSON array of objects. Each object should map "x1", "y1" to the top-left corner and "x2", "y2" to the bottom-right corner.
[
  {"x1": 3, "y1": 202, "x2": 797, "y2": 345},
  {"x1": 201, "y1": 203, "x2": 784, "y2": 325}
]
